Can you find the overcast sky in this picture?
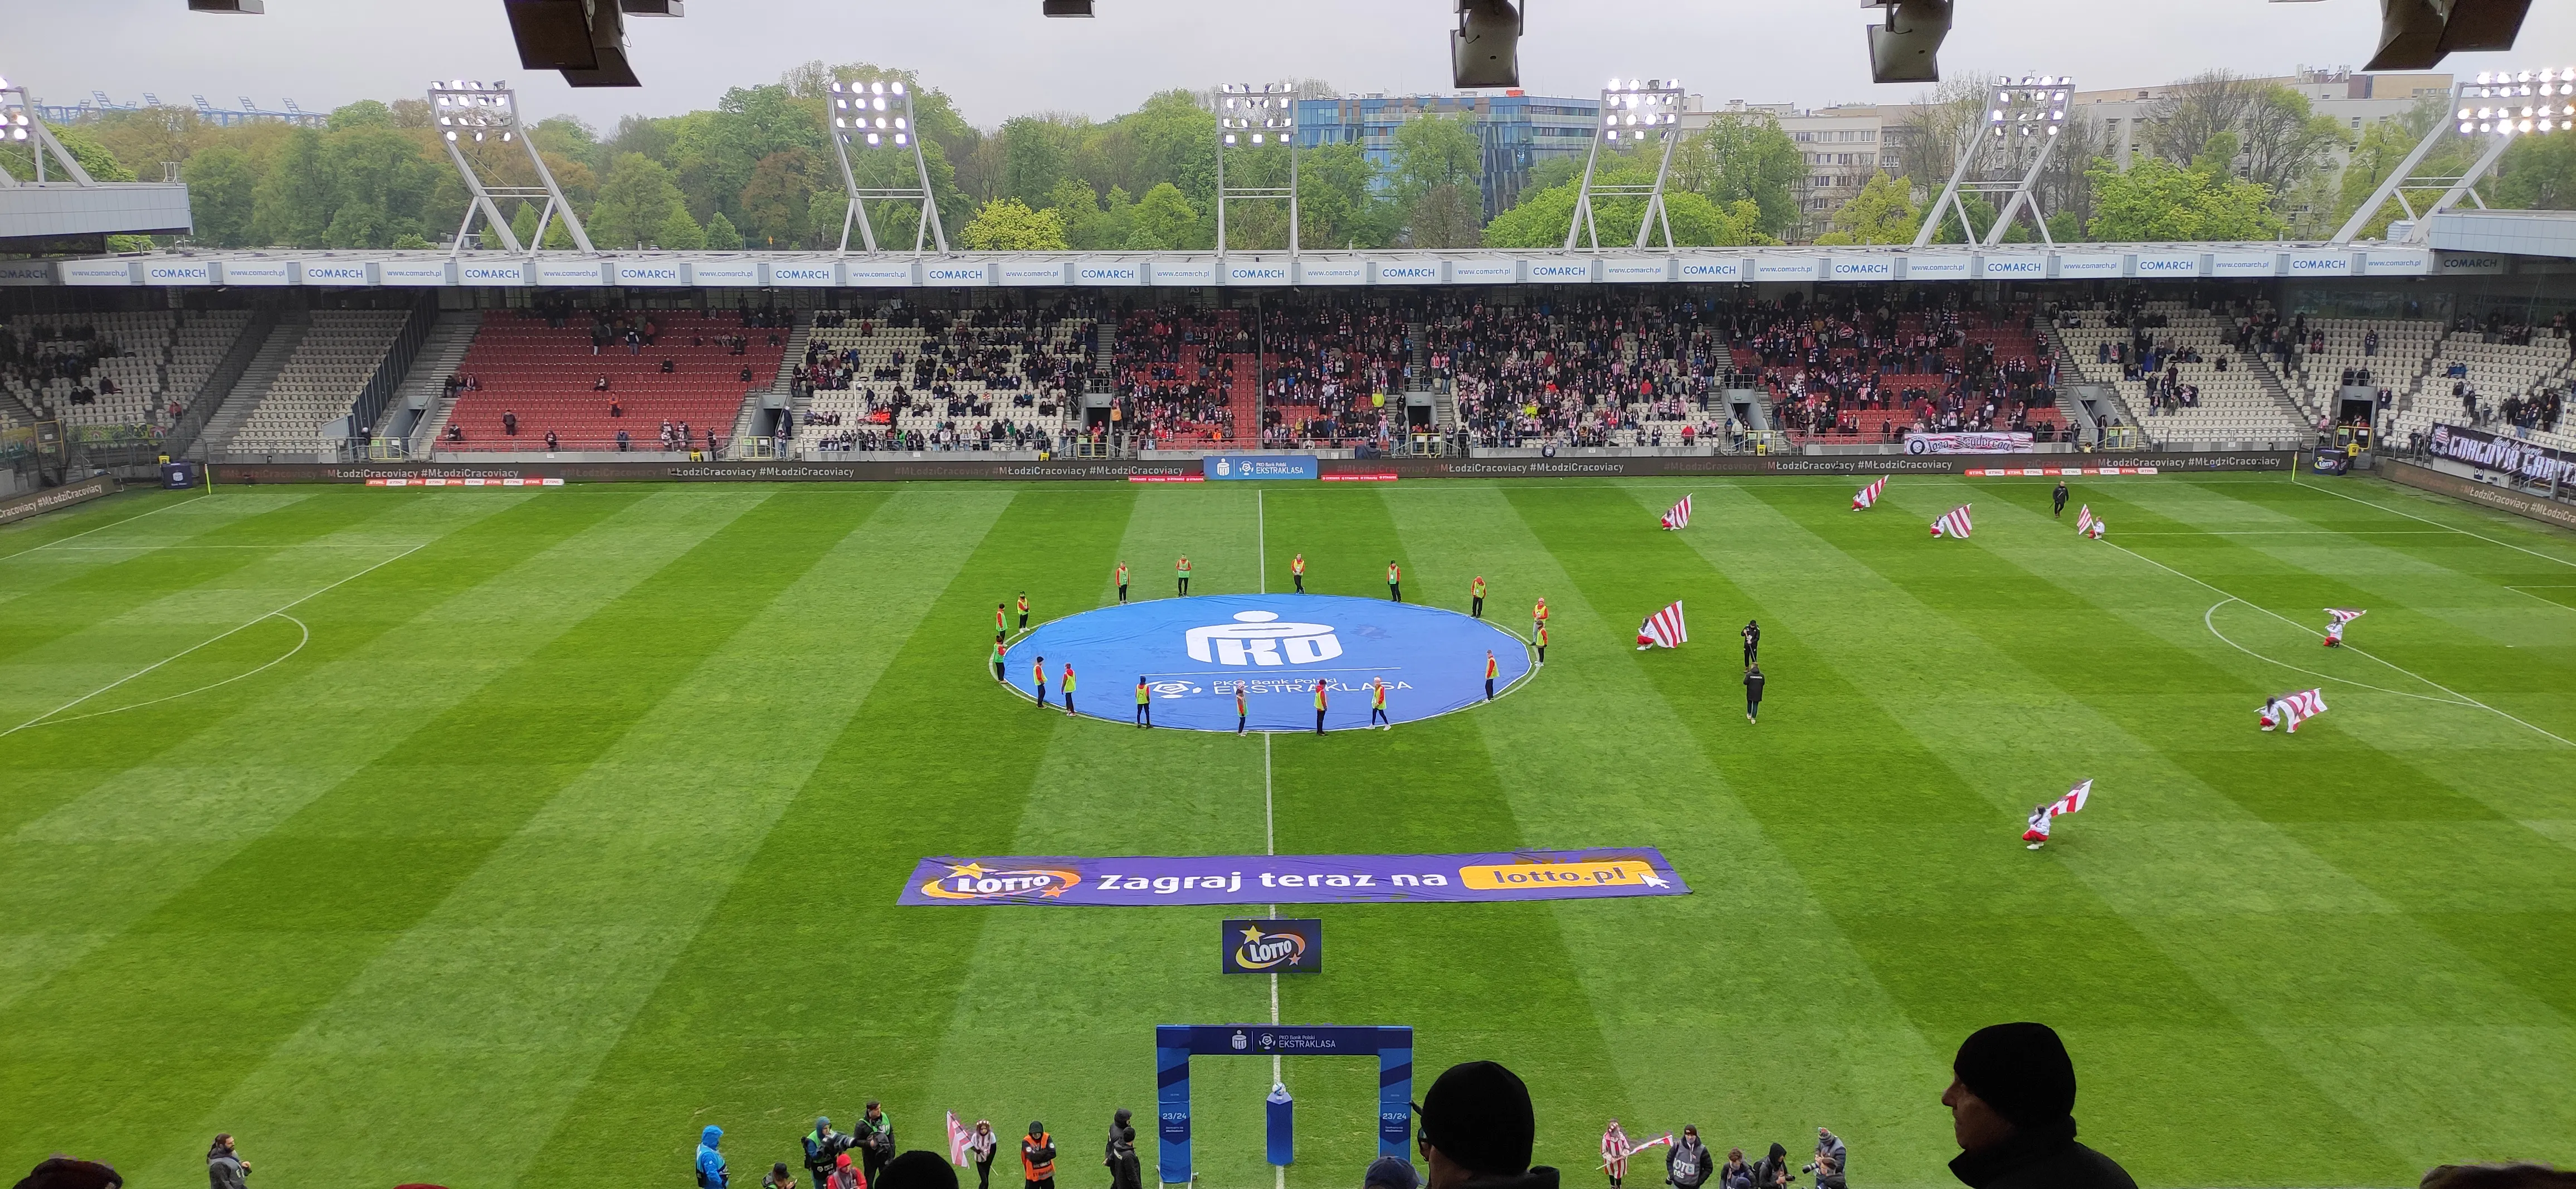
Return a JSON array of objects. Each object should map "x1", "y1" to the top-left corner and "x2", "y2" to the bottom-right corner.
[{"x1": 13, "y1": 0, "x2": 2576, "y2": 131}]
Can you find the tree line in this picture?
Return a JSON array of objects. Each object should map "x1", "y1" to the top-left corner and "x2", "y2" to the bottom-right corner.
[{"x1": 7, "y1": 62, "x2": 2571, "y2": 256}]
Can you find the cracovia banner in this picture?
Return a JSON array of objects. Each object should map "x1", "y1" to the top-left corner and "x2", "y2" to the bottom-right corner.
[
  {"x1": 2425, "y1": 422, "x2": 2576, "y2": 486},
  {"x1": 898, "y1": 849, "x2": 1688, "y2": 906}
]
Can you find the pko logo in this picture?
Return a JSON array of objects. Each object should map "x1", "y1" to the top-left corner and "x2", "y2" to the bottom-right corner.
[{"x1": 1186, "y1": 610, "x2": 1341, "y2": 666}]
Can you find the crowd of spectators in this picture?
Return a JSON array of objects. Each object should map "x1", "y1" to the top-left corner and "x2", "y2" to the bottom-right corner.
[
  {"x1": 1113, "y1": 306, "x2": 1246, "y2": 446},
  {"x1": 1252, "y1": 295, "x2": 1412, "y2": 449},
  {"x1": 0, "y1": 322, "x2": 137, "y2": 427},
  {"x1": 792, "y1": 300, "x2": 1098, "y2": 454},
  {"x1": 1439, "y1": 295, "x2": 1732, "y2": 449},
  {"x1": 1734, "y1": 295, "x2": 2060, "y2": 441}
]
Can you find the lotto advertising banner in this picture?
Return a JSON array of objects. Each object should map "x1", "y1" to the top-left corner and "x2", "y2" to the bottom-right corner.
[
  {"x1": 1004, "y1": 594, "x2": 1530, "y2": 731},
  {"x1": 1221, "y1": 918, "x2": 1321, "y2": 973},
  {"x1": 1202, "y1": 454, "x2": 1320, "y2": 481},
  {"x1": 1905, "y1": 431, "x2": 2035, "y2": 455},
  {"x1": 899, "y1": 849, "x2": 1687, "y2": 907}
]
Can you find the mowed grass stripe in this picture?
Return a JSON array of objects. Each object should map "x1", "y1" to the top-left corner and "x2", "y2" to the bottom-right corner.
[
  {"x1": 515, "y1": 487, "x2": 1136, "y2": 1185},
  {"x1": 1257, "y1": 485, "x2": 1627, "y2": 1186},
  {"x1": 1707, "y1": 481, "x2": 2535, "y2": 1183},
  {"x1": 1508, "y1": 484, "x2": 2402, "y2": 1187},
  {"x1": 923, "y1": 485, "x2": 1279, "y2": 1189},
  {"x1": 0, "y1": 488, "x2": 803, "y2": 1173},
  {"x1": 0, "y1": 487, "x2": 409, "y2": 664},
  {"x1": 0, "y1": 489, "x2": 212, "y2": 560},
  {"x1": 165, "y1": 489, "x2": 1021, "y2": 1189},
  {"x1": 1388, "y1": 483, "x2": 1954, "y2": 1175}
]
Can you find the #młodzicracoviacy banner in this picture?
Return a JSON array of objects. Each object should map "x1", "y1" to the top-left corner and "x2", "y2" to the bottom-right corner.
[{"x1": 899, "y1": 849, "x2": 1689, "y2": 907}]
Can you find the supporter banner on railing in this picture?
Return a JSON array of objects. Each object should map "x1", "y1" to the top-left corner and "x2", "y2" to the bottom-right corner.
[
  {"x1": 0, "y1": 475, "x2": 115, "y2": 527},
  {"x1": 2424, "y1": 422, "x2": 2576, "y2": 486},
  {"x1": 898, "y1": 849, "x2": 1687, "y2": 907},
  {"x1": 1905, "y1": 431, "x2": 2034, "y2": 455}
]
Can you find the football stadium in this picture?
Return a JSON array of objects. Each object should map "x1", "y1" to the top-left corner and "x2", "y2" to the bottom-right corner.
[{"x1": 4, "y1": 4, "x2": 2576, "y2": 1189}]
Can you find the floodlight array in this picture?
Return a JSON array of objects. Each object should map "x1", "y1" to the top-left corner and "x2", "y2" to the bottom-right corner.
[
  {"x1": 2458, "y1": 68, "x2": 2576, "y2": 135},
  {"x1": 1, "y1": 76, "x2": 31, "y2": 141},
  {"x1": 1601, "y1": 77, "x2": 1682, "y2": 142},
  {"x1": 431, "y1": 80, "x2": 518, "y2": 143},
  {"x1": 1987, "y1": 74, "x2": 2071, "y2": 138},
  {"x1": 830, "y1": 80, "x2": 911, "y2": 148},
  {"x1": 1219, "y1": 84, "x2": 1296, "y2": 147}
]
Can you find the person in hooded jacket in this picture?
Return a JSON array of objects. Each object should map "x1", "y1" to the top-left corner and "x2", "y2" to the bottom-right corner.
[
  {"x1": 1747, "y1": 1145, "x2": 1791, "y2": 1189},
  {"x1": 807, "y1": 1118, "x2": 856, "y2": 1189},
  {"x1": 206, "y1": 1135, "x2": 247, "y2": 1189},
  {"x1": 1022, "y1": 1123, "x2": 1057, "y2": 1189},
  {"x1": 1663, "y1": 1127, "x2": 1710, "y2": 1189},
  {"x1": 1941, "y1": 1022, "x2": 2136, "y2": 1189},
  {"x1": 1104, "y1": 1110, "x2": 1141, "y2": 1189},
  {"x1": 697, "y1": 1127, "x2": 730, "y2": 1189}
]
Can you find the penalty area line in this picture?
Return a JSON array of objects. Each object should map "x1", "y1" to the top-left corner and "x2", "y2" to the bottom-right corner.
[{"x1": 0, "y1": 491, "x2": 211, "y2": 562}]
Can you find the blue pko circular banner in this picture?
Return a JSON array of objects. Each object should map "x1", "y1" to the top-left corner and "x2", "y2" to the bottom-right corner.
[{"x1": 1000, "y1": 594, "x2": 1534, "y2": 733}]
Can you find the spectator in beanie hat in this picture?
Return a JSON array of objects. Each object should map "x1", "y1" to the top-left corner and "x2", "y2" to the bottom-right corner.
[
  {"x1": 1942, "y1": 1022, "x2": 2136, "y2": 1189},
  {"x1": 1367, "y1": 1156, "x2": 1422, "y2": 1189},
  {"x1": 1413, "y1": 1060, "x2": 1559, "y2": 1189}
]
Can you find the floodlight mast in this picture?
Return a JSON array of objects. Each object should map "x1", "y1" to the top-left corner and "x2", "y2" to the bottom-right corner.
[
  {"x1": 1214, "y1": 83, "x2": 1300, "y2": 258},
  {"x1": 1911, "y1": 74, "x2": 2074, "y2": 248},
  {"x1": 430, "y1": 79, "x2": 594, "y2": 254},
  {"x1": 826, "y1": 79, "x2": 948, "y2": 255},
  {"x1": 1566, "y1": 78, "x2": 1686, "y2": 251},
  {"x1": 0, "y1": 78, "x2": 100, "y2": 187},
  {"x1": 2332, "y1": 67, "x2": 2575, "y2": 245}
]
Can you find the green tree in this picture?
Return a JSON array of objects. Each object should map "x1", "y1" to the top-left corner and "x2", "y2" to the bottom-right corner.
[
  {"x1": 1671, "y1": 113, "x2": 1805, "y2": 237},
  {"x1": 183, "y1": 145, "x2": 260, "y2": 246},
  {"x1": 998, "y1": 115, "x2": 1079, "y2": 209},
  {"x1": 655, "y1": 205, "x2": 709, "y2": 250},
  {"x1": 2085, "y1": 155, "x2": 2283, "y2": 241},
  {"x1": 250, "y1": 127, "x2": 331, "y2": 246},
  {"x1": 959, "y1": 198, "x2": 1070, "y2": 250},
  {"x1": 2497, "y1": 130, "x2": 2576, "y2": 209},
  {"x1": 1047, "y1": 177, "x2": 1135, "y2": 250},
  {"x1": 509, "y1": 201, "x2": 540, "y2": 248},
  {"x1": 326, "y1": 100, "x2": 394, "y2": 131},
  {"x1": 1484, "y1": 165, "x2": 1772, "y2": 248},
  {"x1": 704, "y1": 210, "x2": 744, "y2": 250},
  {"x1": 1126, "y1": 182, "x2": 1203, "y2": 249},
  {"x1": 1390, "y1": 113, "x2": 1482, "y2": 200},
  {"x1": 1813, "y1": 171, "x2": 1919, "y2": 245},
  {"x1": 591, "y1": 153, "x2": 689, "y2": 248},
  {"x1": 2334, "y1": 98, "x2": 2469, "y2": 239},
  {"x1": 738, "y1": 148, "x2": 819, "y2": 247}
]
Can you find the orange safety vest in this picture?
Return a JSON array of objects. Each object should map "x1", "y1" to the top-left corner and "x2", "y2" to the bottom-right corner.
[
  {"x1": 1116, "y1": 564, "x2": 1128, "y2": 584},
  {"x1": 1017, "y1": 595, "x2": 1028, "y2": 615},
  {"x1": 1472, "y1": 577, "x2": 1485, "y2": 598},
  {"x1": 1022, "y1": 1133, "x2": 1055, "y2": 1182},
  {"x1": 1062, "y1": 666, "x2": 1075, "y2": 691},
  {"x1": 1292, "y1": 555, "x2": 1305, "y2": 574},
  {"x1": 1033, "y1": 660, "x2": 1046, "y2": 685}
]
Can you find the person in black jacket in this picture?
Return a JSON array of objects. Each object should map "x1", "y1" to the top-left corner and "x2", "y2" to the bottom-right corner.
[
  {"x1": 1746, "y1": 1144, "x2": 1790, "y2": 1188},
  {"x1": 206, "y1": 1136, "x2": 247, "y2": 1189},
  {"x1": 1663, "y1": 1127, "x2": 1711, "y2": 1189},
  {"x1": 1942, "y1": 1022, "x2": 2138, "y2": 1189},
  {"x1": 1743, "y1": 665, "x2": 1765, "y2": 724},
  {"x1": 1414, "y1": 1060, "x2": 1560, "y2": 1189},
  {"x1": 1104, "y1": 1109, "x2": 1141, "y2": 1189}
]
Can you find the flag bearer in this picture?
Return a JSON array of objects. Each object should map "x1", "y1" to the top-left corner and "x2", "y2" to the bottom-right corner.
[
  {"x1": 1135, "y1": 677, "x2": 1152, "y2": 728},
  {"x1": 2023, "y1": 803, "x2": 2053, "y2": 850},
  {"x1": 1291, "y1": 553, "x2": 1306, "y2": 593},
  {"x1": 1470, "y1": 575, "x2": 1486, "y2": 618},
  {"x1": 1016, "y1": 592, "x2": 1030, "y2": 632},
  {"x1": 1533, "y1": 597, "x2": 1550, "y2": 637},
  {"x1": 1369, "y1": 678, "x2": 1391, "y2": 729},
  {"x1": 1387, "y1": 560, "x2": 1402, "y2": 602},
  {"x1": 1177, "y1": 555, "x2": 1192, "y2": 597},
  {"x1": 1115, "y1": 561, "x2": 1130, "y2": 604}
]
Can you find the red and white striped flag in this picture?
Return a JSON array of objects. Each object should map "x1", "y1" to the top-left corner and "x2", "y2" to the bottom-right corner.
[
  {"x1": 2075, "y1": 505, "x2": 2104, "y2": 538},
  {"x1": 948, "y1": 1112, "x2": 971, "y2": 1166},
  {"x1": 2325, "y1": 608, "x2": 2366, "y2": 627},
  {"x1": 1930, "y1": 504, "x2": 1974, "y2": 538},
  {"x1": 1852, "y1": 476, "x2": 1887, "y2": 510},
  {"x1": 1638, "y1": 601, "x2": 1687, "y2": 649},
  {"x1": 2260, "y1": 688, "x2": 2329, "y2": 733},
  {"x1": 2046, "y1": 779, "x2": 2092, "y2": 818},
  {"x1": 1660, "y1": 494, "x2": 1693, "y2": 529}
]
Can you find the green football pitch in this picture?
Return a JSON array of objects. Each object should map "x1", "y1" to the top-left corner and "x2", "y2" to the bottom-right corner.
[{"x1": 3, "y1": 472, "x2": 2572, "y2": 1189}]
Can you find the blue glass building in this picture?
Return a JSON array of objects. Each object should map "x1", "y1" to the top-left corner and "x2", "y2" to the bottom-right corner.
[{"x1": 1296, "y1": 92, "x2": 1602, "y2": 219}]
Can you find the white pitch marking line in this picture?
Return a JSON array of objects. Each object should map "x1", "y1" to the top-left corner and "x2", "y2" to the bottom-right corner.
[
  {"x1": 2299, "y1": 475, "x2": 2576, "y2": 571},
  {"x1": 0, "y1": 543, "x2": 423, "y2": 738},
  {"x1": 2202, "y1": 600, "x2": 2470, "y2": 705},
  {"x1": 11, "y1": 615, "x2": 312, "y2": 730},
  {"x1": 0, "y1": 492, "x2": 209, "y2": 562},
  {"x1": 33, "y1": 543, "x2": 396, "y2": 550},
  {"x1": 2107, "y1": 537, "x2": 2574, "y2": 748},
  {"x1": 2506, "y1": 586, "x2": 2576, "y2": 610}
]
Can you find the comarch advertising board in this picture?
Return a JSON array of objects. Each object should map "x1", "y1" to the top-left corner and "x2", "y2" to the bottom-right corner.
[
  {"x1": 1979, "y1": 255, "x2": 2047, "y2": 280},
  {"x1": 1296, "y1": 259, "x2": 1368, "y2": 286},
  {"x1": 843, "y1": 261, "x2": 915, "y2": 287},
  {"x1": 1002, "y1": 261, "x2": 1073, "y2": 286},
  {"x1": 1602, "y1": 258, "x2": 1672, "y2": 283},
  {"x1": 1075, "y1": 259, "x2": 1144, "y2": 286},
  {"x1": 0, "y1": 261, "x2": 54, "y2": 285},
  {"x1": 686, "y1": 259, "x2": 763, "y2": 286},
  {"x1": 1754, "y1": 257, "x2": 1823, "y2": 281},
  {"x1": 925, "y1": 261, "x2": 995, "y2": 286},
  {"x1": 1676, "y1": 257, "x2": 1742, "y2": 281},
  {"x1": 302, "y1": 260, "x2": 373, "y2": 286},
  {"x1": 2364, "y1": 251, "x2": 2431, "y2": 276},
  {"x1": 1905, "y1": 255, "x2": 1973, "y2": 281},
  {"x1": 614, "y1": 260, "x2": 687, "y2": 286},
  {"x1": 1828, "y1": 257, "x2": 1896, "y2": 281},
  {"x1": 452, "y1": 260, "x2": 521, "y2": 286},
  {"x1": 2134, "y1": 252, "x2": 2201, "y2": 279},
  {"x1": 2056, "y1": 254, "x2": 2123, "y2": 279},
  {"x1": 1224, "y1": 260, "x2": 1292, "y2": 286},
  {"x1": 770, "y1": 261, "x2": 841, "y2": 287},
  {"x1": 1448, "y1": 258, "x2": 1516, "y2": 284},
  {"x1": 142, "y1": 261, "x2": 214, "y2": 286},
  {"x1": 1374, "y1": 260, "x2": 1444, "y2": 285},
  {"x1": 1526, "y1": 260, "x2": 1593, "y2": 284},
  {"x1": 2285, "y1": 251, "x2": 2353, "y2": 276},
  {"x1": 1151, "y1": 259, "x2": 1217, "y2": 286},
  {"x1": 538, "y1": 260, "x2": 607, "y2": 285},
  {"x1": 216, "y1": 260, "x2": 294, "y2": 286},
  {"x1": 2210, "y1": 252, "x2": 2279, "y2": 277}
]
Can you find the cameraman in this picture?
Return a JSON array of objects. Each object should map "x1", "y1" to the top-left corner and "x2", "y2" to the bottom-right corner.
[
  {"x1": 1807, "y1": 1156, "x2": 1843, "y2": 1189},
  {"x1": 1812, "y1": 1129, "x2": 1845, "y2": 1183},
  {"x1": 855, "y1": 1102, "x2": 896, "y2": 1188},
  {"x1": 806, "y1": 1117, "x2": 855, "y2": 1189}
]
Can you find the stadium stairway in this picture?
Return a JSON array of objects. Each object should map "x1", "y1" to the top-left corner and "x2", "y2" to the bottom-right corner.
[
  {"x1": 375, "y1": 312, "x2": 482, "y2": 451},
  {"x1": 200, "y1": 311, "x2": 310, "y2": 456},
  {"x1": 2242, "y1": 344, "x2": 2316, "y2": 432}
]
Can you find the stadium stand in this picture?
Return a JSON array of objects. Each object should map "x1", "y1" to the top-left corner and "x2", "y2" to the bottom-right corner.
[
  {"x1": 2275, "y1": 317, "x2": 2440, "y2": 422},
  {"x1": 1248, "y1": 295, "x2": 1412, "y2": 450},
  {"x1": 2053, "y1": 300, "x2": 2310, "y2": 447},
  {"x1": 215, "y1": 310, "x2": 413, "y2": 458},
  {"x1": 1730, "y1": 298, "x2": 2066, "y2": 446},
  {"x1": 1441, "y1": 295, "x2": 1735, "y2": 449},
  {"x1": 794, "y1": 301, "x2": 1096, "y2": 454},
  {"x1": 438, "y1": 308, "x2": 789, "y2": 454},
  {"x1": 0, "y1": 309, "x2": 255, "y2": 442}
]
